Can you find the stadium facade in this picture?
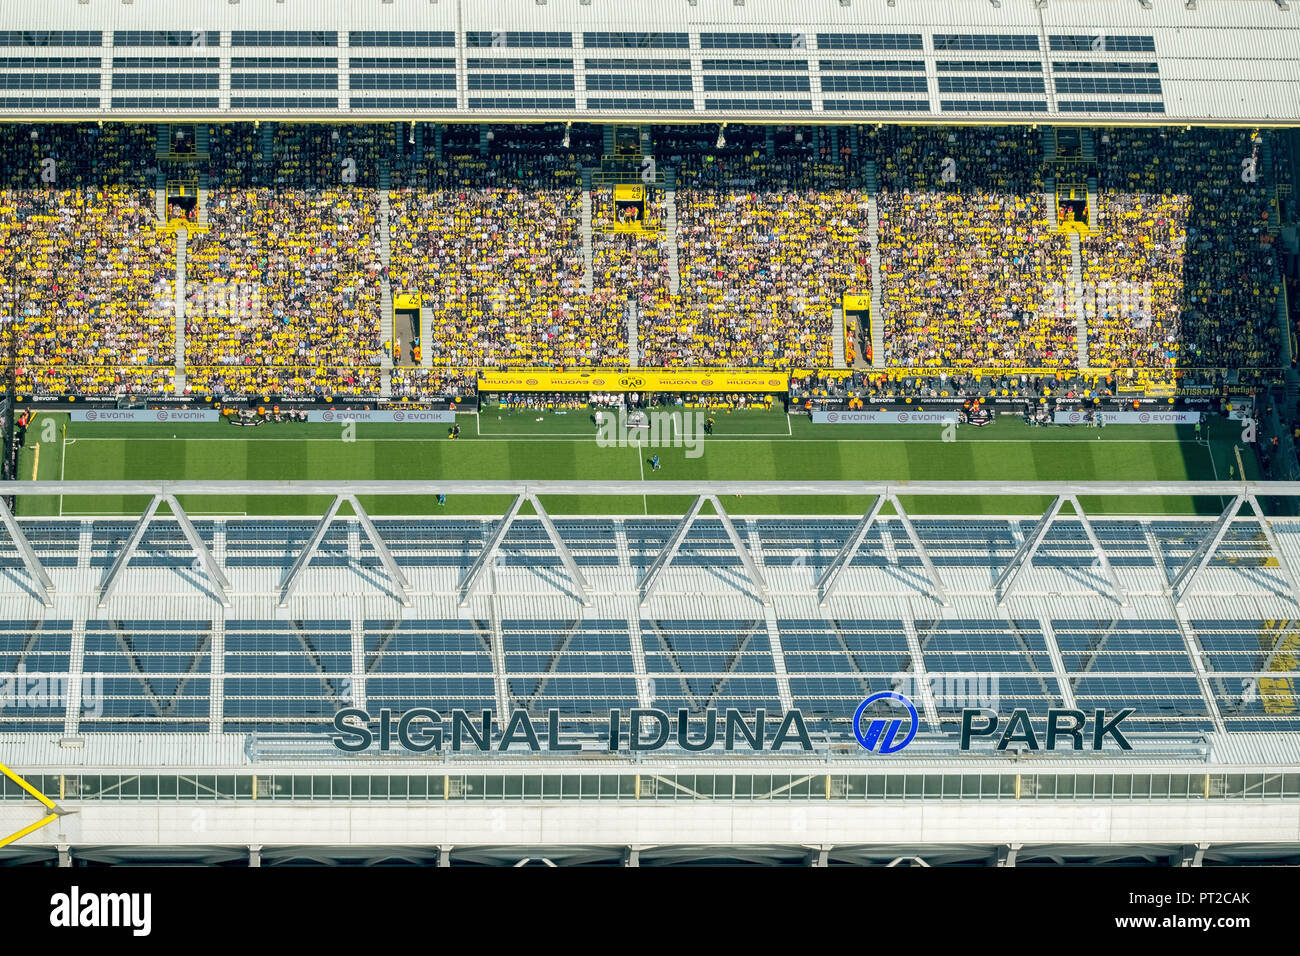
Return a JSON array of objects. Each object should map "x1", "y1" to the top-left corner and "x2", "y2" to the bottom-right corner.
[
  {"x1": 2, "y1": 480, "x2": 1300, "y2": 866},
  {"x1": 0, "y1": 0, "x2": 1296, "y2": 125}
]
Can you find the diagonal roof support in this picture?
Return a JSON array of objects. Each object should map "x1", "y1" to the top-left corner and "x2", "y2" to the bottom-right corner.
[
  {"x1": 1064, "y1": 494, "x2": 1126, "y2": 607},
  {"x1": 639, "y1": 494, "x2": 706, "y2": 607},
  {"x1": 100, "y1": 493, "x2": 231, "y2": 608},
  {"x1": 342, "y1": 493, "x2": 411, "y2": 608},
  {"x1": 278, "y1": 494, "x2": 345, "y2": 608},
  {"x1": 0, "y1": 496, "x2": 53, "y2": 607},
  {"x1": 706, "y1": 494, "x2": 769, "y2": 606},
  {"x1": 1171, "y1": 494, "x2": 1245, "y2": 605},
  {"x1": 816, "y1": 494, "x2": 885, "y2": 607},
  {"x1": 889, "y1": 494, "x2": 949, "y2": 607},
  {"x1": 526, "y1": 493, "x2": 592, "y2": 608},
  {"x1": 458, "y1": 493, "x2": 525, "y2": 608},
  {"x1": 161, "y1": 493, "x2": 230, "y2": 607},
  {"x1": 98, "y1": 494, "x2": 164, "y2": 608},
  {"x1": 996, "y1": 495, "x2": 1065, "y2": 604},
  {"x1": 1243, "y1": 494, "x2": 1300, "y2": 610}
]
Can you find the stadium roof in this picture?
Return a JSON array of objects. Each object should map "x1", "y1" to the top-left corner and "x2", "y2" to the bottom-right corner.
[
  {"x1": 2, "y1": 480, "x2": 1300, "y2": 772},
  {"x1": 0, "y1": 0, "x2": 1296, "y2": 124}
]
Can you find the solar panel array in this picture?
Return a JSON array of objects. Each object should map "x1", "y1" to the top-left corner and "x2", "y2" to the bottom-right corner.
[
  {"x1": 2, "y1": 515, "x2": 1298, "y2": 742},
  {"x1": 0, "y1": 28, "x2": 1170, "y2": 117}
]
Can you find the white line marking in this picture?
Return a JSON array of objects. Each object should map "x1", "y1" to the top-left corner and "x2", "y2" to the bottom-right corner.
[{"x1": 60, "y1": 435, "x2": 1191, "y2": 445}]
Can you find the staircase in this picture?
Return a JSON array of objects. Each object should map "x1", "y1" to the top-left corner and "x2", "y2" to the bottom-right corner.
[
  {"x1": 193, "y1": 124, "x2": 210, "y2": 157},
  {"x1": 1081, "y1": 130, "x2": 1097, "y2": 163},
  {"x1": 579, "y1": 167, "x2": 594, "y2": 295},
  {"x1": 419, "y1": 305, "x2": 433, "y2": 369},
  {"x1": 1042, "y1": 175, "x2": 1056, "y2": 227},
  {"x1": 1069, "y1": 231, "x2": 1088, "y2": 368},
  {"x1": 259, "y1": 122, "x2": 274, "y2": 161},
  {"x1": 664, "y1": 166, "x2": 680, "y2": 295},
  {"x1": 1086, "y1": 175, "x2": 1100, "y2": 235},
  {"x1": 831, "y1": 305, "x2": 846, "y2": 368},
  {"x1": 627, "y1": 300, "x2": 639, "y2": 367},
  {"x1": 849, "y1": 125, "x2": 860, "y2": 162},
  {"x1": 174, "y1": 229, "x2": 188, "y2": 395},
  {"x1": 479, "y1": 125, "x2": 490, "y2": 155},
  {"x1": 197, "y1": 171, "x2": 209, "y2": 227},
  {"x1": 154, "y1": 169, "x2": 166, "y2": 222},
  {"x1": 154, "y1": 124, "x2": 170, "y2": 159},
  {"x1": 413, "y1": 122, "x2": 425, "y2": 158},
  {"x1": 602, "y1": 125, "x2": 615, "y2": 158},
  {"x1": 1262, "y1": 133, "x2": 1282, "y2": 235},
  {"x1": 1041, "y1": 126, "x2": 1057, "y2": 162},
  {"x1": 377, "y1": 161, "x2": 394, "y2": 399},
  {"x1": 433, "y1": 123, "x2": 443, "y2": 160},
  {"x1": 764, "y1": 126, "x2": 776, "y2": 160},
  {"x1": 865, "y1": 160, "x2": 885, "y2": 369}
]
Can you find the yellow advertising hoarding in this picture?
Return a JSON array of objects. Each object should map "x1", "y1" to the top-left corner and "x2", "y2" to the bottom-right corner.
[
  {"x1": 842, "y1": 294, "x2": 871, "y2": 312},
  {"x1": 477, "y1": 368, "x2": 789, "y2": 392},
  {"x1": 394, "y1": 294, "x2": 423, "y2": 310}
]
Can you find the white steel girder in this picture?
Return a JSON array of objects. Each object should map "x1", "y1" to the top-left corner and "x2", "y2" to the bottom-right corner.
[
  {"x1": 638, "y1": 495, "x2": 769, "y2": 606},
  {"x1": 1170, "y1": 495, "x2": 1245, "y2": 605},
  {"x1": 279, "y1": 494, "x2": 410, "y2": 608},
  {"x1": 816, "y1": 494, "x2": 948, "y2": 606},
  {"x1": 98, "y1": 493, "x2": 230, "y2": 608},
  {"x1": 458, "y1": 493, "x2": 592, "y2": 608},
  {"x1": 0, "y1": 495, "x2": 53, "y2": 607}
]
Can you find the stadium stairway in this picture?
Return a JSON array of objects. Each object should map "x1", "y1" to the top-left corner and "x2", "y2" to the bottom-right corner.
[
  {"x1": 1087, "y1": 175, "x2": 1100, "y2": 235},
  {"x1": 1263, "y1": 133, "x2": 1282, "y2": 235},
  {"x1": 197, "y1": 170, "x2": 209, "y2": 227},
  {"x1": 153, "y1": 168, "x2": 166, "y2": 223},
  {"x1": 174, "y1": 229, "x2": 187, "y2": 395},
  {"x1": 865, "y1": 160, "x2": 885, "y2": 369},
  {"x1": 765, "y1": 127, "x2": 775, "y2": 160},
  {"x1": 627, "y1": 300, "x2": 639, "y2": 367},
  {"x1": 832, "y1": 305, "x2": 846, "y2": 368},
  {"x1": 1041, "y1": 127, "x2": 1057, "y2": 162},
  {"x1": 194, "y1": 124, "x2": 209, "y2": 157},
  {"x1": 154, "y1": 124, "x2": 169, "y2": 159},
  {"x1": 259, "y1": 122, "x2": 274, "y2": 161},
  {"x1": 665, "y1": 166, "x2": 680, "y2": 294},
  {"x1": 1069, "y1": 231, "x2": 1089, "y2": 367},
  {"x1": 377, "y1": 160, "x2": 394, "y2": 399},
  {"x1": 580, "y1": 166, "x2": 594, "y2": 294},
  {"x1": 419, "y1": 304, "x2": 433, "y2": 369},
  {"x1": 1042, "y1": 175, "x2": 1055, "y2": 226},
  {"x1": 1081, "y1": 129, "x2": 1097, "y2": 162}
]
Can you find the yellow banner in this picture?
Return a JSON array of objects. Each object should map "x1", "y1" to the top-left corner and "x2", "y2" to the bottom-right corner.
[
  {"x1": 614, "y1": 184, "x2": 645, "y2": 201},
  {"x1": 842, "y1": 294, "x2": 871, "y2": 312},
  {"x1": 477, "y1": 368, "x2": 789, "y2": 393},
  {"x1": 394, "y1": 294, "x2": 423, "y2": 310}
]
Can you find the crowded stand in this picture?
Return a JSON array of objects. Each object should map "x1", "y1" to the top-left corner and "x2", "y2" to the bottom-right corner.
[
  {"x1": 184, "y1": 124, "x2": 385, "y2": 398},
  {"x1": 0, "y1": 124, "x2": 175, "y2": 397},
  {"x1": 389, "y1": 124, "x2": 628, "y2": 369},
  {"x1": 1089, "y1": 127, "x2": 1282, "y2": 372},
  {"x1": 872, "y1": 125, "x2": 1074, "y2": 370},
  {"x1": 0, "y1": 120, "x2": 1291, "y2": 408},
  {"x1": 642, "y1": 124, "x2": 868, "y2": 368}
]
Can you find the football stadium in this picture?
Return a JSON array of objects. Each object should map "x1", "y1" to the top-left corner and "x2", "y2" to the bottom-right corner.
[{"x1": 0, "y1": 0, "x2": 1299, "y2": 873}]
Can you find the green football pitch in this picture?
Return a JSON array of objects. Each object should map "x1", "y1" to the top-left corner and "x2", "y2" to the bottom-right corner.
[{"x1": 13, "y1": 407, "x2": 1257, "y2": 518}]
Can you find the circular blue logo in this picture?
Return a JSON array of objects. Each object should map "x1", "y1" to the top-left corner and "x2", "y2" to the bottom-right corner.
[{"x1": 853, "y1": 692, "x2": 919, "y2": 754}]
